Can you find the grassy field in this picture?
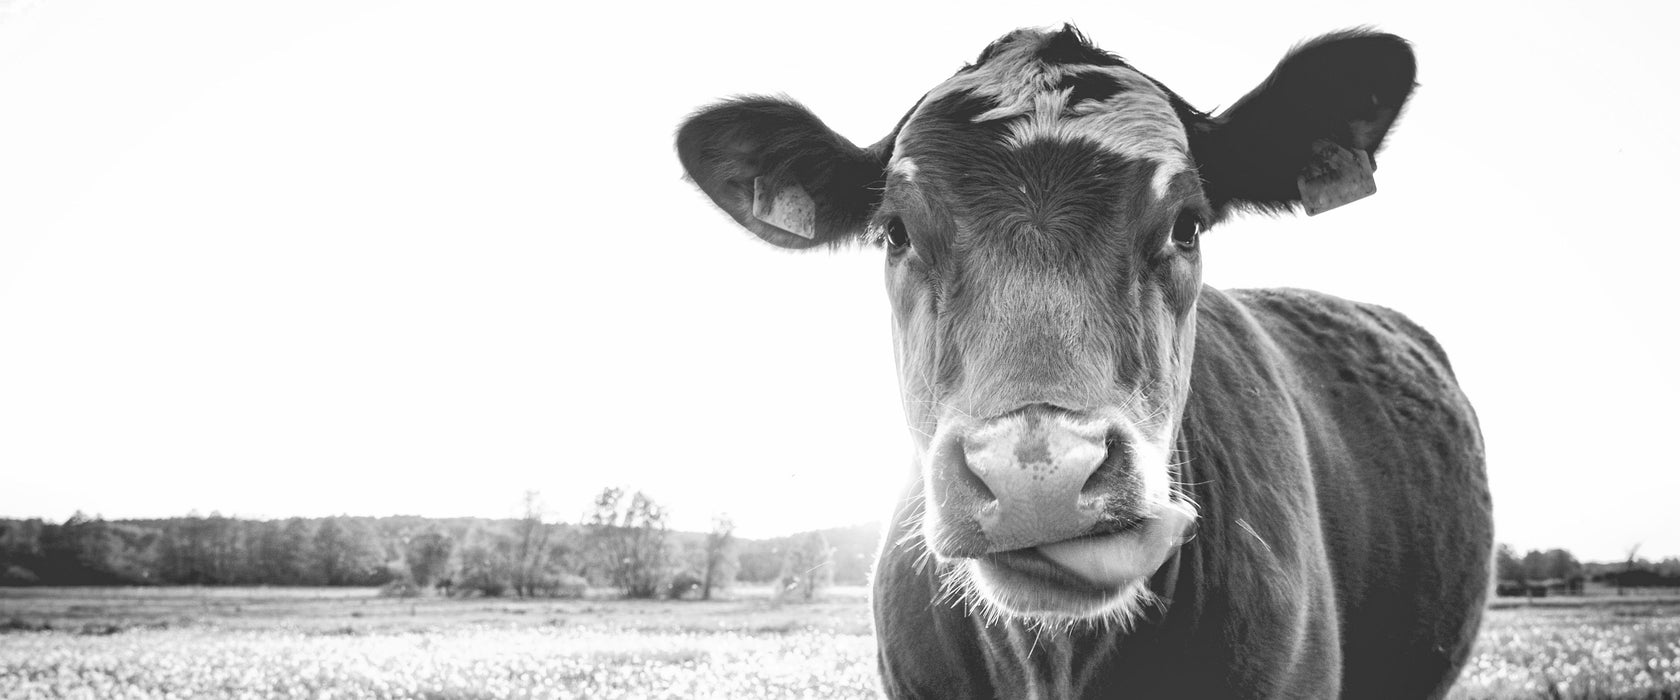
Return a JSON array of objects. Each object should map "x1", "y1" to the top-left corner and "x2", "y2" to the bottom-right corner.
[{"x1": 2, "y1": 587, "x2": 1678, "y2": 699}]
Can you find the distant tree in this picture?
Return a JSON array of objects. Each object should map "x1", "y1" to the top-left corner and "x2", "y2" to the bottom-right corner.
[
  {"x1": 314, "y1": 518, "x2": 349, "y2": 584},
  {"x1": 1539, "y1": 548, "x2": 1582, "y2": 581},
  {"x1": 546, "y1": 528, "x2": 584, "y2": 577},
  {"x1": 735, "y1": 539, "x2": 784, "y2": 583},
  {"x1": 701, "y1": 514, "x2": 737, "y2": 601},
  {"x1": 457, "y1": 525, "x2": 517, "y2": 596},
  {"x1": 731, "y1": 524, "x2": 878, "y2": 586},
  {"x1": 1495, "y1": 543, "x2": 1524, "y2": 583},
  {"x1": 252, "y1": 519, "x2": 311, "y2": 584},
  {"x1": 784, "y1": 530, "x2": 834, "y2": 602},
  {"x1": 405, "y1": 531, "x2": 454, "y2": 590},
  {"x1": 313, "y1": 517, "x2": 382, "y2": 585},
  {"x1": 587, "y1": 488, "x2": 670, "y2": 599},
  {"x1": 0, "y1": 520, "x2": 45, "y2": 570},
  {"x1": 157, "y1": 514, "x2": 210, "y2": 583},
  {"x1": 822, "y1": 523, "x2": 881, "y2": 585},
  {"x1": 1621, "y1": 543, "x2": 1642, "y2": 596},
  {"x1": 39, "y1": 512, "x2": 120, "y2": 584},
  {"x1": 98, "y1": 521, "x2": 158, "y2": 583},
  {"x1": 584, "y1": 487, "x2": 626, "y2": 588},
  {"x1": 202, "y1": 513, "x2": 242, "y2": 583},
  {"x1": 252, "y1": 522, "x2": 287, "y2": 583},
  {"x1": 277, "y1": 518, "x2": 315, "y2": 584},
  {"x1": 513, "y1": 491, "x2": 552, "y2": 598},
  {"x1": 1520, "y1": 549, "x2": 1547, "y2": 582}
]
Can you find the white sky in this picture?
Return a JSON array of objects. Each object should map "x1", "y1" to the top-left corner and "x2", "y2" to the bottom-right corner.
[{"x1": 0, "y1": 1, "x2": 1674, "y2": 561}]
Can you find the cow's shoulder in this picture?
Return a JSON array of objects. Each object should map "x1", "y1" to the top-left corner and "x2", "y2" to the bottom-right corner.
[{"x1": 1220, "y1": 287, "x2": 1469, "y2": 418}]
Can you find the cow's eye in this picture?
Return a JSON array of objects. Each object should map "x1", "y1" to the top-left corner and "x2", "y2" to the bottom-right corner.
[
  {"x1": 885, "y1": 217, "x2": 911, "y2": 251},
  {"x1": 1171, "y1": 211, "x2": 1202, "y2": 251}
]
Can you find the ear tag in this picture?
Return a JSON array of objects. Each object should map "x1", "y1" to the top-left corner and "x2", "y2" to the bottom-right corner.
[
  {"x1": 1298, "y1": 139, "x2": 1377, "y2": 216},
  {"x1": 752, "y1": 177, "x2": 817, "y2": 239}
]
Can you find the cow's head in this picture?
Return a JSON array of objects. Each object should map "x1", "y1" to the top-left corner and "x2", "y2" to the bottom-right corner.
[{"x1": 677, "y1": 26, "x2": 1414, "y2": 625}]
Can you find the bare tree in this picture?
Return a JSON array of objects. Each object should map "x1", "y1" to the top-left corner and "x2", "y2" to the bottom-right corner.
[
  {"x1": 586, "y1": 487, "x2": 626, "y2": 588},
  {"x1": 1621, "y1": 542, "x2": 1642, "y2": 597},
  {"x1": 701, "y1": 514, "x2": 737, "y2": 600},
  {"x1": 513, "y1": 490, "x2": 552, "y2": 598},
  {"x1": 587, "y1": 488, "x2": 670, "y2": 599}
]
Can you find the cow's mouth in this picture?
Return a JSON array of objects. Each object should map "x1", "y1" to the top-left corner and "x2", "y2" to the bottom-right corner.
[{"x1": 967, "y1": 507, "x2": 1193, "y2": 620}]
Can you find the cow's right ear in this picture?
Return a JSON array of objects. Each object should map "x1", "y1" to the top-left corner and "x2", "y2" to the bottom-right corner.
[
  {"x1": 677, "y1": 98, "x2": 889, "y2": 250},
  {"x1": 1189, "y1": 30, "x2": 1416, "y2": 219}
]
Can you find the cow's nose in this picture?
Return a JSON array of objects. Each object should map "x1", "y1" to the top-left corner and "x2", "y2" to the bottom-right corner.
[{"x1": 956, "y1": 406, "x2": 1119, "y2": 551}]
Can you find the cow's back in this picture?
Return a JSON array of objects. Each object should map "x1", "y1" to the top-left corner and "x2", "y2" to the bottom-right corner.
[{"x1": 1230, "y1": 287, "x2": 1491, "y2": 699}]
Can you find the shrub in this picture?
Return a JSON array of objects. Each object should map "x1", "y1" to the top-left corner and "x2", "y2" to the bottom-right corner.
[
  {"x1": 531, "y1": 573, "x2": 588, "y2": 599},
  {"x1": 0, "y1": 565, "x2": 39, "y2": 586},
  {"x1": 378, "y1": 579, "x2": 423, "y2": 598},
  {"x1": 458, "y1": 571, "x2": 509, "y2": 598},
  {"x1": 667, "y1": 572, "x2": 704, "y2": 600}
]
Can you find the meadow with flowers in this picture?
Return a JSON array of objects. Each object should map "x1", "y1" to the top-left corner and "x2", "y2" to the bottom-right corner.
[{"x1": 2, "y1": 587, "x2": 1677, "y2": 699}]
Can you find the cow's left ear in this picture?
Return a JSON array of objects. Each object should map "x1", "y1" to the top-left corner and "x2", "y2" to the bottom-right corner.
[
  {"x1": 1190, "y1": 30, "x2": 1416, "y2": 218},
  {"x1": 677, "y1": 97, "x2": 890, "y2": 249}
]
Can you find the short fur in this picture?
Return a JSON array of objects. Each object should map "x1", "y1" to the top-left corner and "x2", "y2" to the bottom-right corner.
[
  {"x1": 676, "y1": 24, "x2": 1488, "y2": 699},
  {"x1": 873, "y1": 288, "x2": 1490, "y2": 698}
]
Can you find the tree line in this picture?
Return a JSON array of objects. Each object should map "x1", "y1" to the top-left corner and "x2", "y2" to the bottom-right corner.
[
  {"x1": 13, "y1": 510, "x2": 1679, "y2": 599},
  {"x1": 0, "y1": 489, "x2": 880, "y2": 600},
  {"x1": 1494, "y1": 543, "x2": 1680, "y2": 594}
]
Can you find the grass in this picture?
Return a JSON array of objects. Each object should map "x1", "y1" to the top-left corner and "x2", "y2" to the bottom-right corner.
[
  {"x1": 0, "y1": 585, "x2": 874, "y2": 636},
  {"x1": 1449, "y1": 600, "x2": 1680, "y2": 700},
  {"x1": 3, "y1": 587, "x2": 1678, "y2": 699},
  {"x1": 1, "y1": 586, "x2": 879, "y2": 700}
]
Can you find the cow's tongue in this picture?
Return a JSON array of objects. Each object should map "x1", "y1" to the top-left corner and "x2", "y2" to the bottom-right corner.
[{"x1": 1035, "y1": 507, "x2": 1193, "y2": 589}]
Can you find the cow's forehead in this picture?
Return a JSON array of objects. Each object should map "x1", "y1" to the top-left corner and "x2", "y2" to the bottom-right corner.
[{"x1": 891, "y1": 28, "x2": 1190, "y2": 199}]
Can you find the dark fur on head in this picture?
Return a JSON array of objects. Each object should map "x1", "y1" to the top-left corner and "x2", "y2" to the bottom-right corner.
[{"x1": 678, "y1": 25, "x2": 1416, "y2": 249}]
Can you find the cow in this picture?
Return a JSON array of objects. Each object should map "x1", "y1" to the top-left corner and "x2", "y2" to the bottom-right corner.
[{"x1": 675, "y1": 26, "x2": 1491, "y2": 699}]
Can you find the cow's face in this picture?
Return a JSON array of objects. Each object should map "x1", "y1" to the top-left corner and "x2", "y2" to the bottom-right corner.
[
  {"x1": 678, "y1": 26, "x2": 1414, "y2": 625},
  {"x1": 876, "y1": 30, "x2": 1206, "y2": 623}
]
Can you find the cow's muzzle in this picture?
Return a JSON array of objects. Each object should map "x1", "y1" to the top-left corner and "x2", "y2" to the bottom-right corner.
[{"x1": 926, "y1": 404, "x2": 1152, "y2": 555}]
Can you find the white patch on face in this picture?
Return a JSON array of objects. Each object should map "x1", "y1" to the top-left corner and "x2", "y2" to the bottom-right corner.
[
  {"x1": 963, "y1": 558, "x2": 1158, "y2": 628},
  {"x1": 888, "y1": 156, "x2": 919, "y2": 183},
  {"x1": 895, "y1": 29, "x2": 1190, "y2": 200},
  {"x1": 1000, "y1": 76, "x2": 1188, "y2": 199}
]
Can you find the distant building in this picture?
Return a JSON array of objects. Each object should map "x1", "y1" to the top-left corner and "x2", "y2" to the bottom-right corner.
[{"x1": 1495, "y1": 576, "x2": 1584, "y2": 597}]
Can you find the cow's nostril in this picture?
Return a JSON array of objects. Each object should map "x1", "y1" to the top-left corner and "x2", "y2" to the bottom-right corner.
[
  {"x1": 955, "y1": 449, "x2": 998, "y2": 503},
  {"x1": 1082, "y1": 435, "x2": 1129, "y2": 497}
]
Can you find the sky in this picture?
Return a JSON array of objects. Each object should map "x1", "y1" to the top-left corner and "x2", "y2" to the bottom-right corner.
[{"x1": 0, "y1": 1, "x2": 1675, "y2": 561}]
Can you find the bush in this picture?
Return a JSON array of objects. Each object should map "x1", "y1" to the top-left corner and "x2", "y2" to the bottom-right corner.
[
  {"x1": 531, "y1": 573, "x2": 588, "y2": 599},
  {"x1": 378, "y1": 579, "x2": 423, "y2": 598},
  {"x1": 667, "y1": 572, "x2": 704, "y2": 600},
  {"x1": 458, "y1": 572, "x2": 509, "y2": 597},
  {"x1": 0, "y1": 565, "x2": 39, "y2": 586}
]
